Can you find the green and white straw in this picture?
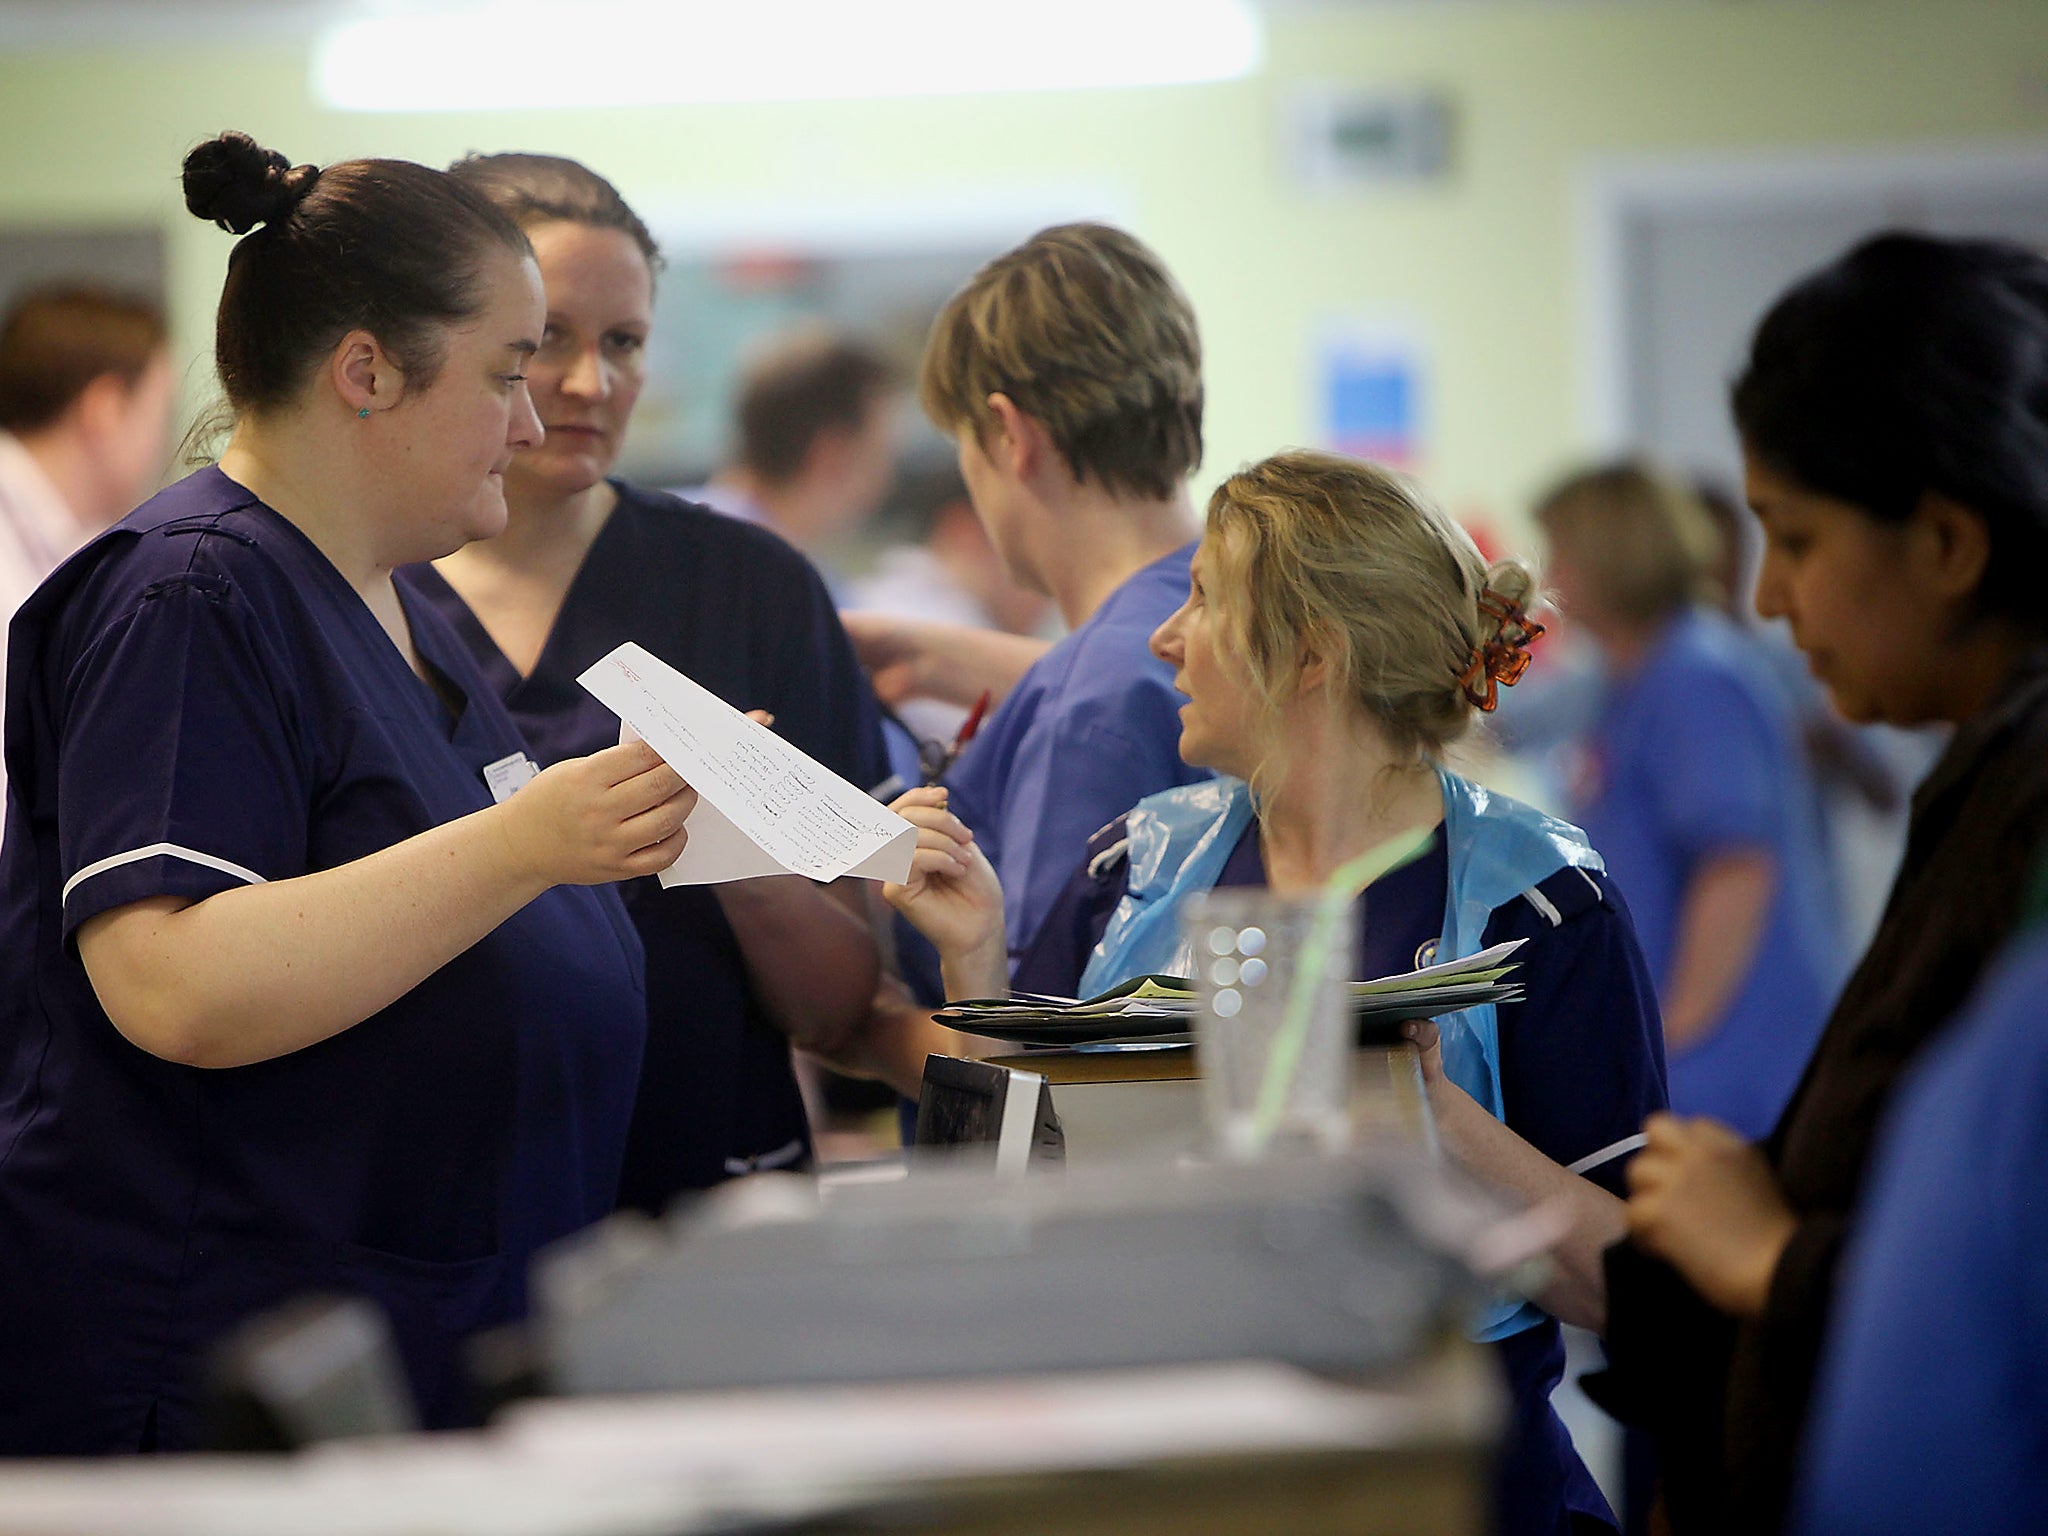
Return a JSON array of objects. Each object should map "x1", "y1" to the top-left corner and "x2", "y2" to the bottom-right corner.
[{"x1": 1248, "y1": 823, "x2": 1437, "y2": 1150}]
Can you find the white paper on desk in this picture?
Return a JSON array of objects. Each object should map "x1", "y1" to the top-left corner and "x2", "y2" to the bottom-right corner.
[{"x1": 578, "y1": 641, "x2": 916, "y2": 885}]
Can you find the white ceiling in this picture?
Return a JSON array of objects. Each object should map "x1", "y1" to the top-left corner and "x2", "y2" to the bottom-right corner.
[
  {"x1": 0, "y1": 0, "x2": 348, "y2": 46},
  {"x1": 0, "y1": 0, "x2": 1754, "y2": 51}
]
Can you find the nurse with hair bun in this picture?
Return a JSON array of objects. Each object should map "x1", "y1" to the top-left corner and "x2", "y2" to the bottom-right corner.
[{"x1": 0, "y1": 132, "x2": 691, "y2": 1451}]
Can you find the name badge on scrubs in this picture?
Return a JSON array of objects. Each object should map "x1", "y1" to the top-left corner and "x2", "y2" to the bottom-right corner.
[{"x1": 483, "y1": 752, "x2": 539, "y2": 804}]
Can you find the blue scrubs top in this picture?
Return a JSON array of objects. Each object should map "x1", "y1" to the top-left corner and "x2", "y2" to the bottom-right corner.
[
  {"x1": 944, "y1": 542, "x2": 1210, "y2": 967},
  {"x1": 0, "y1": 469, "x2": 646, "y2": 1452},
  {"x1": 399, "y1": 482, "x2": 891, "y2": 1207},
  {"x1": 1020, "y1": 818, "x2": 1668, "y2": 1536},
  {"x1": 1565, "y1": 607, "x2": 1838, "y2": 1138},
  {"x1": 1795, "y1": 926, "x2": 2048, "y2": 1536}
]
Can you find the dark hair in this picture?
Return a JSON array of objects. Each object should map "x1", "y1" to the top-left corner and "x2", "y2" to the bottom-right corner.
[
  {"x1": 919, "y1": 222, "x2": 1203, "y2": 502},
  {"x1": 183, "y1": 131, "x2": 532, "y2": 414},
  {"x1": 1732, "y1": 231, "x2": 2048, "y2": 620},
  {"x1": 736, "y1": 328, "x2": 901, "y2": 482},
  {"x1": 446, "y1": 152, "x2": 663, "y2": 274},
  {"x1": 0, "y1": 285, "x2": 166, "y2": 433}
]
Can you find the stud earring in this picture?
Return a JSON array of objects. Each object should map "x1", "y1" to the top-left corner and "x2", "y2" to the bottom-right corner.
[{"x1": 357, "y1": 406, "x2": 371, "y2": 419}]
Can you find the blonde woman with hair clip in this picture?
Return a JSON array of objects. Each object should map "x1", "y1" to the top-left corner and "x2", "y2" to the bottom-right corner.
[{"x1": 886, "y1": 448, "x2": 1668, "y2": 1536}]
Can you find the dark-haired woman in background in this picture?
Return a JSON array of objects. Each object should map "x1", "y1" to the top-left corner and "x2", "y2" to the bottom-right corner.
[
  {"x1": 0, "y1": 134, "x2": 695, "y2": 1452},
  {"x1": 1585, "y1": 232, "x2": 2048, "y2": 1534},
  {"x1": 399, "y1": 155, "x2": 899, "y2": 1210}
]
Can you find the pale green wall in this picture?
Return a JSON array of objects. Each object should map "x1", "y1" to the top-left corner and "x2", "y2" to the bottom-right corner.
[{"x1": 1, "y1": 0, "x2": 2044, "y2": 534}]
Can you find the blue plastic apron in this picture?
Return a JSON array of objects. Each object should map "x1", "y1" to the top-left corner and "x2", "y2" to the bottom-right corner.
[{"x1": 1080, "y1": 768, "x2": 1604, "y2": 1339}]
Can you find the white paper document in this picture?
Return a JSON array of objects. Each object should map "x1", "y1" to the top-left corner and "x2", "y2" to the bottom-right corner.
[{"x1": 578, "y1": 642, "x2": 916, "y2": 885}]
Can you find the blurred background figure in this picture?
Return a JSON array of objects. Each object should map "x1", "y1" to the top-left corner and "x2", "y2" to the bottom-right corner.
[
  {"x1": 0, "y1": 286, "x2": 171, "y2": 555},
  {"x1": 1531, "y1": 463, "x2": 1845, "y2": 1536},
  {"x1": 842, "y1": 462, "x2": 1056, "y2": 747},
  {"x1": 0, "y1": 283, "x2": 174, "y2": 818},
  {"x1": 1533, "y1": 462, "x2": 1838, "y2": 1144},
  {"x1": 680, "y1": 324, "x2": 906, "y2": 586}
]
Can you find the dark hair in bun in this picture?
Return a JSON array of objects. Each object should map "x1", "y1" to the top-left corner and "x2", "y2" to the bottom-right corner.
[
  {"x1": 182, "y1": 131, "x2": 320, "y2": 235},
  {"x1": 183, "y1": 130, "x2": 531, "y2": 414},
  {"x1": 1733, "y1": 232, "x2": 2048, "y2": 624}
]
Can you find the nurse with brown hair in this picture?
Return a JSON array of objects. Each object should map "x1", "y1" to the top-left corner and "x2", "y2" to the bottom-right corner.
[
  {"x1": 400, "y1": 154, "x2": 898, "y2": 1208},
  {"x1": 0, "y1": 133, "x2": 693, "y2": 1450}
]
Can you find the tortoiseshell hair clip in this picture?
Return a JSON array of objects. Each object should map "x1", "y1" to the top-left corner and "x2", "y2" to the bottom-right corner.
[{"x1": 1457, "y1": 589, "x2": 1546, "y2": 712}]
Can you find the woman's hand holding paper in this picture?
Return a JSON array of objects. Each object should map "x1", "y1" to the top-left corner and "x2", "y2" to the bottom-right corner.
[
  {"x1": 883, "y1": 786, "x2": 1009, "y2": 1000},
  {"x1": 493, "y1": 739, "x2": 699, "y2": 888}
]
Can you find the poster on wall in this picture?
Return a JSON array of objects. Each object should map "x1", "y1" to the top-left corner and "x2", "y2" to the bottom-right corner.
[{"x1": 1317, "y1": 322, "x2": 1424, "y2": 470}]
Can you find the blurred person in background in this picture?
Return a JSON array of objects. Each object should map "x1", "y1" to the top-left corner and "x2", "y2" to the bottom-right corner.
[
  {"x1": 888, "y1": 448, "x2": 1669, "y2": 1536},
  {"x1": 682, "y1": 324, "x2": 904, "y2": 585},
  {"x1": 842, "y1": 461, "x2": 1055, "y2": 748},
  {"x1": 1535, "y1": 463, "x2": 1837, "y2": 1143},
  {"x1": 681, "y1": 323, "x2": 929, "y2": 807},
  {"x1": 402, "y1": 154, "x2": 903, "y2": 1208},
  {"x1": 838, "y1": 471, "x2": 1059, "y2": 733},
  {"x1": 1585, "y1": 232, "x2": 2048, "y2": 1535},
  {"x1": 0, "y1": 284, "x2": 174, "y2": 818},
  {"x1": 1535, "y1": 463, "x2": 1843, "y2": 1536}
]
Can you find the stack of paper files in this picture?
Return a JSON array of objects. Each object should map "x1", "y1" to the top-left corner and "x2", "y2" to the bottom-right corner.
[
  {"x1": 935, "y1": 940, "x2": 1526, "y2": 1047},
  {"x1": 1349, "y1": 939, "x2": 1527, "y2": 1029}
]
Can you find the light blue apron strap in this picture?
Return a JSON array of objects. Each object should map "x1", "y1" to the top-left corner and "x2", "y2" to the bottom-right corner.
[
  {"x1": 1435, "y1": 999, "x2": 1505, "y2": 1125},
  {"x1": 1473, "y1": 1298, "x2": 1549, "y2": 1342},
  {"x1": 1431, "y1": 768, "x2": 1603, "y2": 1342}
]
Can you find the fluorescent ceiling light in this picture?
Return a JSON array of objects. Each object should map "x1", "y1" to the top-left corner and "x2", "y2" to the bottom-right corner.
[{"x1": 312, "y1": 0, "x2": 1263, "y2": 111}]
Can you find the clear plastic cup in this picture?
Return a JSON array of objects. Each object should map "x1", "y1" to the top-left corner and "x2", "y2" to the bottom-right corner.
[{"x1": 1183, "y1": 888, "x2": 1356, "y2": 1160}]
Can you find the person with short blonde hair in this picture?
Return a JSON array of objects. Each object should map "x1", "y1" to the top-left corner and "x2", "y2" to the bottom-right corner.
[
  {"x1": 881, "y1": 222, "x2": 1211, "y2": 968},
  {"x1": 918, "y1": 222, "x2": 1202, "y2": 506},
  {"x1": 887, "y1": 447, "x2": 1668, "y2": 1536}
]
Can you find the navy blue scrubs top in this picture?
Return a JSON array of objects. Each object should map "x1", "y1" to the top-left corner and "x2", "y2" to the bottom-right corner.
[
  {"x1": 399, "y1": 482, "x2": 890, "y2": 1210},
  {"x1": 1020, "y1": 818, "x2": 1668, "y2": 1536},
  {"x1": 0, "y1": 469, "x2": 647, "y2": 1452}
]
